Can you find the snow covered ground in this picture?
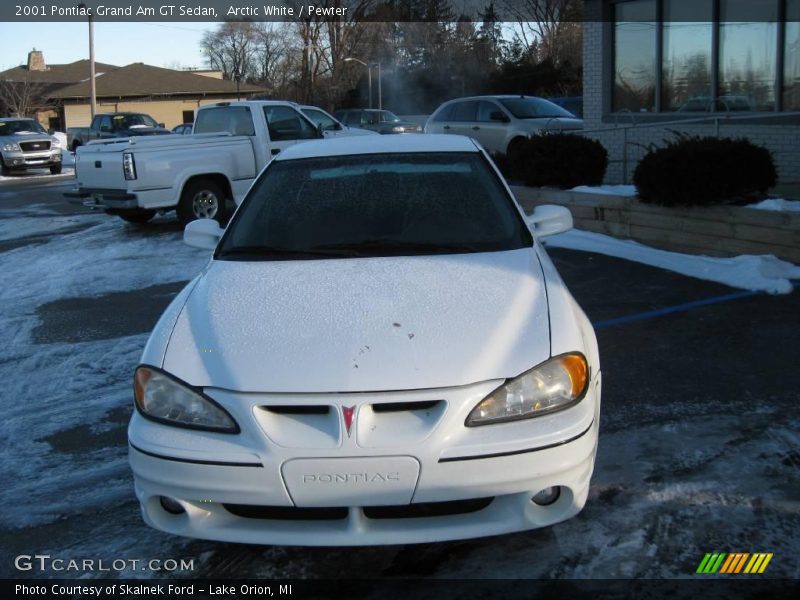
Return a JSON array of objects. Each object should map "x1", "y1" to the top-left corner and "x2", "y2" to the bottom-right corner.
[
  {"x1": 569, "y1": 184, "x2": 638, "y2": 197},
  {"x1": 0, "y1": 200, "x2": 797, "y2": 580},
  {"x1": 748, "y1": 198, "x2": 800, "y2": 213},
  {"x1": 545, "y1": 229, "x2": 800, "y2": 294}
]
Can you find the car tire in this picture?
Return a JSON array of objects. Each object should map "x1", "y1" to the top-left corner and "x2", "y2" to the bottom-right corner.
[
  {"x1": 118, "y1": 210, "x2": 156, "y2": 224},
  {"x1": 177, "y1": 179, "x2": 229, "y2": 227},
  {"x1": 50, "y1": 164, "x2": 62, "y2": 175},
  {"x1": 0, "y1": 158, "x2": 10, "y2": 176},
  {"x1": 71, "y1": 141, "x2": 81, "y2": 152},
  {"x1": 506, "y1": 137, "x2": 526, "y2": 159}
]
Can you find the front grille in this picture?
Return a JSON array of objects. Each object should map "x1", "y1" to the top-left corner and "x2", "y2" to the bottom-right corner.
[
  {"x1": 363, "y1": 497, "x2": 493, "y2": 519},
  {"x1": 223, "y1": 497, "x2": 494, "y2": 521},
  {"x1": 372, "y1": 400, "x2": 440, "y2": 413},
  {"x1": 223, "y1": 504, "x2": 348, "y2": 520},
  {"x1": 19, "y1": 141, "x2": 51, "y2": 152}
]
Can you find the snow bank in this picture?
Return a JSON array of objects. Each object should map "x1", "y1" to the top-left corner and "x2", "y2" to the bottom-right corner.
[
  {"x1": 544, "y1": 229, "x2": 800, "y2": 294},
  {"x1": 569, "y1": 184, "x2": 638, "y2": 197},
  {"x1": 747, "y1": 198, "x2": 800, "y2": 213}
]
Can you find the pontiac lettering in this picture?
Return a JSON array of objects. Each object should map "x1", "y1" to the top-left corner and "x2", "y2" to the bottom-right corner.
[{"x1": 302, "y1": 472, "x2": 400, "y2": 483}]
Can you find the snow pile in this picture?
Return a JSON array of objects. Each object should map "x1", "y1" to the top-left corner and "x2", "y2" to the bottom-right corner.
[
  {"x1": 747, "y1": 198, "x2": 800, "y2": 213},
  {"x1": 545, "y1": 229, "x2": 800, "y2": 294},
  {"x1": 569, "y1": 184, "x2": 638, "y2": 197},
  {"x1": 0, "y1": 212, "x2": 209, "y2": 530}
]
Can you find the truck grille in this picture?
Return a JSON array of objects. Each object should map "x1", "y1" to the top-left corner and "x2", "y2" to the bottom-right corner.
[{"x1": 19, "y1": 141, "x2": 51, "y2": 152}]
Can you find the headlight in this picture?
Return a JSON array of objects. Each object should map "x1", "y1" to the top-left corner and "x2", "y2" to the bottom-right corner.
[
  {"x1": 2, "y1": 142, "x2": 20, "y2": 152},
  {"x1": 51, "y1": 136, "x2": 61, "y2": 147},
  {"x1": 133, "y1": 365, "x2": 239, "y2": 433},
  {"x1": 466, "y1": 353, "x2": 589, "y2": 426},
  {"x1": 391, "y1": 126, "x2": 405, "y2": 133}
]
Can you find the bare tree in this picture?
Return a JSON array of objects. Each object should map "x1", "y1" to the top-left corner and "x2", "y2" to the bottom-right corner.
[
  {"x1": 0, "y1": 76, "x2": 52, "y2": 117},
  {"x1": 201, "y1": 22, "x2": 260, "y2": 81},
  {"x1": 499, "y1": 0, "x2": 582, "y2": 65}
]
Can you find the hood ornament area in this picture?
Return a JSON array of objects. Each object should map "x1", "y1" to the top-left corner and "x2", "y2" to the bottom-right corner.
[{"x1": 342, "y1": 405, "x2": 356, "y2": 438}]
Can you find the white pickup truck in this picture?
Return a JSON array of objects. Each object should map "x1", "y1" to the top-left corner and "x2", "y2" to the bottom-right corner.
[{"x1": 65, "y1": 101, "x2": 340, "y2": 225}]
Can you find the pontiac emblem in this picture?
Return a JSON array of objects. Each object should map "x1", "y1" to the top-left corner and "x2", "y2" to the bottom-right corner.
[{"x1": 342, "y1": 405, "x2": 356, "y2": 438}]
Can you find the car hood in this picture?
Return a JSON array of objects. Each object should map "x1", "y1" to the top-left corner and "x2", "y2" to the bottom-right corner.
[
  {"x1": 163, "y1": 248, "x2": 551, "y2": 393},
  {"x1": 0, "y1": 132, "x2": 52, "y2": 143}
]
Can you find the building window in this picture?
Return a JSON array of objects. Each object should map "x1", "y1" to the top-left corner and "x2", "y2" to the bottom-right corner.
[
  {"x1": 719, "y1": 0, "x2": 778, "y2": 111},
  {"x1": 785, "y1": 0, "x2": 800, "y2": 110},
  {"x1": 614, "y1": 0, "x2": 657, "y2": 112},
  {"x1": 662, "y1": 0, "x2": 713, "y2": 111},
  {"x1": 611, "y1": 0, "x2": 798, "y2": 113}
]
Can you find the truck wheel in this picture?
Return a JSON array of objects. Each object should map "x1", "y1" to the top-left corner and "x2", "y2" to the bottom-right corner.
[
  {"x1": 1, "y1": 159, "x2": 10, "y2": 176},
  {"x1": 177, "y1": 179, "x2": 229, "y2": 227},
  {"x1": 119, "y1": 210, "x2": 156, "y2": 224},
  {"x1": 71, "y1": 141, "x2": 81, "y2": 152},
  {"x1": 50, "y1": 164, "x2": 62, "y2": 175}
]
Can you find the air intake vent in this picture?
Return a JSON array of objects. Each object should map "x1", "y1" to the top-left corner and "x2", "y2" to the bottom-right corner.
[
  {"x1": 372, "y1": 400, "x2": 440, "y2": 413},
  {"x1": 363, "y1": 497, "x2": 493, "y2": 519},
  {"x1": 261, "y1": 405, "x2": 330, "y2": 415},
  {"x1": 223, "y1": 504, "x2": 348, "y2": 520}
]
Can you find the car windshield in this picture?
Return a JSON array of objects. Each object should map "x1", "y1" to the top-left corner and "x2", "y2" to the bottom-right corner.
[
  {"x1": 217, "y1": 152, "x2": 532, "y2": 261},
  {"x1": 0, "y1": 120, "x2": 47, "y2": 135},
  {"x1": 113, "y1": 114, "x2": 158, "y2": 129},
  {"x1": 377, "y1": 111, "x2": 402, "y2": 123},
  {"x1": 498, "y1": 98, "x2": 576, "y2": 119},
  {"x1": 302, "y1": 108, "x2": 338, "y2": 130}
]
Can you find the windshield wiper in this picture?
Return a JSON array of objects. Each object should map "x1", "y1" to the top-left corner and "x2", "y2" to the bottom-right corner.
[
  {"x1": 217, "y1": 245, "x2": 354, "y2": 259},
  {"x1": 314, "y1": 239, "x2": 480, "y2": 255}
]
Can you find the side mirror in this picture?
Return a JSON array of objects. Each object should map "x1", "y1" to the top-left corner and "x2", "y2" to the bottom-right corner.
[
  {"x1": 490, "y1": 111, "x2": 509, "y2": 123},
  {"x1": 526, "y1": 204, "x2": 573, "y2": 238},
  {"x1": 317, "y1": 123, "x2": 325, "y2": 138},
  {"x1": 184, "y1": 218, "x2": 224, "y2": 250},
  {"x1": 158, "y1": 122, "x2": 166, "y2": 128}
]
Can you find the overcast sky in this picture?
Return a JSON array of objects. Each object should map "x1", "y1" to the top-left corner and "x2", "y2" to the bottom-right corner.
[{"x1": 0, "y1": 22, "x2": 211, "y2": 71}]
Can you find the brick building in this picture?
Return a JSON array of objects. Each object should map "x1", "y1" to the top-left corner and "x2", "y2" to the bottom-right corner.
[{"x1": 582, "y1": 0, "x2": 800, "y2": 185}]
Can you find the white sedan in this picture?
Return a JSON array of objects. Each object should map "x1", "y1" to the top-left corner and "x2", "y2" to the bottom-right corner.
[{"x1": 128, "y1": 134, "x2": 601, "y2": 545}]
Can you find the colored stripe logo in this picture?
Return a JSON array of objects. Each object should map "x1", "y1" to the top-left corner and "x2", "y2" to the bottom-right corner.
[{"x1": 696, "y1": 552, "x2": 773, "y2": 574}]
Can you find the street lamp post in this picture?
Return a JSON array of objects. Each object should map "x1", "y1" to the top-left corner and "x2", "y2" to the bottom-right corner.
[
  {"x1": 376, "y1": 62, "x2": 382, "y2": 110},
  {"x1": 78, "y1": 3, "x2": 96, "y2": 118},
  {"x1": 344, "y1": 57, "x2": 371, "y2": 109}
]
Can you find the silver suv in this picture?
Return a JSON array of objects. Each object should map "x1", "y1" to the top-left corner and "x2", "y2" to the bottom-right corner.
[
  {"x1": 0, "y1": 118, "x2": 63, "y2": 175},
  {"x1": 424, "y1": 95, "x2": 583, "y2": 156}
]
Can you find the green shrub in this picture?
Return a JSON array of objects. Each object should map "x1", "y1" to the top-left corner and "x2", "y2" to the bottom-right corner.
[
  {"x1": 496, "y1": 133, "x2": 608, "y2": 189},
  {"x1": 633, "y1": 136, "x2": 777, "y2": 206}
]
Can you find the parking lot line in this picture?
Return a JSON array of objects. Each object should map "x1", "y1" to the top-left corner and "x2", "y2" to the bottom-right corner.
[{"x1": 593, "y1": 289, "x2": 763, "y2": 329}]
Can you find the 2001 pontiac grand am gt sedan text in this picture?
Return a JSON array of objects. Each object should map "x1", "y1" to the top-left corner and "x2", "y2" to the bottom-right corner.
[{"x1": 128, "y1": 134, "x2": 601, "y2": 546}]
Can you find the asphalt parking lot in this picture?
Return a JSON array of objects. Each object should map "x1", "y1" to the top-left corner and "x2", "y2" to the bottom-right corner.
[{"x1": 1, "y1": 177, "x2": 798, "y2": 580}]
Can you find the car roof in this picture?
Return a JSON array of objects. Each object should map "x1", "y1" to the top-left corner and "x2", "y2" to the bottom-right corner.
[
  {"x1": 442, "y1": 95, "x2": 547, "y2": 103},
  {"x1": 0, "y1": 117, "x2": 37, "y2": 122},
  {"x1": 275, "y1": 134, "x2": 480, "y2": 161}
]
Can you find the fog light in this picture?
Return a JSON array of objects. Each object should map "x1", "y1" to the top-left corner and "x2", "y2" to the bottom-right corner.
[
  {"x1": 532, "y1": 486, "x2": 560, "y2": 506},
  {"x1": 159, "y1": 496, "x2": 185, "y2": 515}
]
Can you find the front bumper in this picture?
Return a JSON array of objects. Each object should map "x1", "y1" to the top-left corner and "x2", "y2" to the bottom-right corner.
[
  {"x1": 2, "y1": 148, "x2": 61, "y2": 170},
  {"x1": 129, "y1": 374, "x2": 601, "y2": 545}
]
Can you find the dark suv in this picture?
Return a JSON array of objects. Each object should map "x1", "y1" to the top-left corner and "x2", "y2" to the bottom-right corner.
[{"x1": 333, "y1": 109, "x2": 422, "y2": 134}]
